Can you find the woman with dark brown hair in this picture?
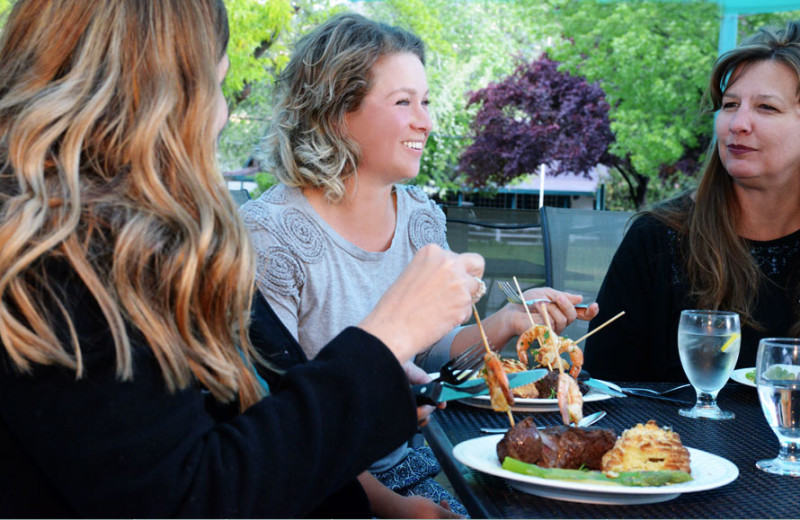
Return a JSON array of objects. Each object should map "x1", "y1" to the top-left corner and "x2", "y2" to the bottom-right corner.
[
  {"x1": 586, "y1": 21, "x2": 800, "y2": 382},
  {"x1": 0, "y1": 1, "x2": 484, "y2": 516}
]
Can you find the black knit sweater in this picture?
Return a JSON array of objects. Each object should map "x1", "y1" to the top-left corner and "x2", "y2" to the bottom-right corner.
[
  {"x1": 0, "y1": 263, "x2": 417, "y2": 518},
  {"x1": 585, "y1": 214, "x2": 800, "y2": 382}
]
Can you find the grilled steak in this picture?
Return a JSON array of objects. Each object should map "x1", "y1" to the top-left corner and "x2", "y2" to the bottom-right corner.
[
  {"x1": 497, "y1": 417, "x2": 616, "y2": 470},
  {"x1": 496, "y1": 417, "x2": 542, "y2": 464},
  {"x1": 538, "y1": 425, "x2": 616, "y2": 469}
]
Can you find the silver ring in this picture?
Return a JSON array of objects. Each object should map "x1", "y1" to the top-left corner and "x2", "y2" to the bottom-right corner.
[{"x1": 473, "y1": 276, "x2": 486, "y2": 301}]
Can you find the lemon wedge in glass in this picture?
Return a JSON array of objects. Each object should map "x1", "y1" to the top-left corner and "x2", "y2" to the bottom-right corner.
[{"x1": 720, "y1": 333, "x2": 741, "y2": 352}]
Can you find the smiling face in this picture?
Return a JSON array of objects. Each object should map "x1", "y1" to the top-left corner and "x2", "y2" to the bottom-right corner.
[
  {"x1": 344, "y1": 52, "x2": 432, "y2": 184},
  {"x1": 716, "y1": 60, "x2": 800, "y2": 190}
]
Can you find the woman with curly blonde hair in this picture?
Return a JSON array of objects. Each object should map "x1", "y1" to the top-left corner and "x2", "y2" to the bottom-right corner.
[
  {"x1": 586, "y1": 21, "x2": 800, "y2": 381},
  {"x1": 245, "y1": 12, "x2": 598, "y2": 518},
  {"x1": 0, "y1": 1, "x2": 485, "y2": 516}
]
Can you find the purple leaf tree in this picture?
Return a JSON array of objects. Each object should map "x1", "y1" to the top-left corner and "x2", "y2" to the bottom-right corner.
[{"x1": 459, "y1": 54, "x2": 614, "y2": 188}]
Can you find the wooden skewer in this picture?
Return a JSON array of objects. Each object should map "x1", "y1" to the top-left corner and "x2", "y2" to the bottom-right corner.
[
  {"x1": 513, "y1": 276, "x2": 537, "y2": 330},
  {"x1": 539, "y1": 302, "x2": 562, "y2": 374},
  {"x1": 472, "y1": 304, "x2": 515, "y2": 428},
  {"x1": 539, "y1": 302, "x2": 553, "y2": 333},
  {"x1": 472, "y1": 304, "x2": 493, "y2": 356},
  {"x1": 574, "y1": 310, "x2": 626, "y2": 345}
]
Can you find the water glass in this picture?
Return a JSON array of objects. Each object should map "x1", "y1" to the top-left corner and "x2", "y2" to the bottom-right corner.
[
  {"x1": 677, "y1": 310, "x2": 741, "y2": 420},
  {"x1": 755, "y1": 338, "x2": 800, "y2": 476}
]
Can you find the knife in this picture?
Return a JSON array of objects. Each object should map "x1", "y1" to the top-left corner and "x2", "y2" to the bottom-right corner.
[
  {"x1": 575, "y1": 370, "x2": 626, "y2": 398},
  {"x1": 413, "y1": 369, "x2": 548, "y2": 406},
  {"x1": 620, "y1": 389, "x2": 694, "y2": 406},
  {"x1": 581, "y1": 378, "x2": 627, "y2": 398}
]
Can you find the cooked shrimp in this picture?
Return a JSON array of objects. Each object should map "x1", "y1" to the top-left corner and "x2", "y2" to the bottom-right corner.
[
  {"x1": 557, "y1": 372, "x2": 583, "y2": 426},
  {"x1": 515, "y1": 328, "x2": 535, "y2": 366},
  {"x1": 516, "y1": 324, "x2": 552, "y2": 367},
  {"x1": 526, "y1": 331, "x2": 584, "y2": 377},
  {"x1": 484, "y1": 351, "x2": 514, "y2": 411},
  {"x1": 560, "y1": 339, "x2": 584, "y2": 379}
]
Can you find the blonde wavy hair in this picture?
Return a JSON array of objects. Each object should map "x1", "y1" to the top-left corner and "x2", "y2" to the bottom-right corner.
[
  {"x1": 0, "y1": 0, "x2": 265, "y2": 409},
  {"x1": 261, "y1": 12, "x2": 425, "y2": 203},
  {"x1": 648, "y1": 20, "x2": 800, "y2": 335}
]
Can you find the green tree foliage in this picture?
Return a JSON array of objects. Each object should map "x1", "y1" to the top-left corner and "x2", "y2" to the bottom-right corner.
[
  {"x1": 224, "y1": 0, "x2": 293, "y2": 100},
  {"x1": 548, "y1": 0, "x2": 719, "y2": 209},
  {"x1": 739, "y1": 9, "x2": 800, "y2": 40},
  {"x1": 217, "y1": 0, "x2": 347, "y2": 173},
  {"x1": 218, "y1": 0, "x2": 294, "y2": 173},
  {"x1": 0, "y1": 0, "x2": 13, "y2": 26}
]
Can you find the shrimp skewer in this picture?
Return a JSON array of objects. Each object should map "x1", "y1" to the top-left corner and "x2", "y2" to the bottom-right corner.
[
  {"x1": 539, "y1": 302, "x2": 583, "y2": 426},
  {"x1": 517, "y1": 327, "x2": 585, "y2": 378},
  {"x1": 560, "y1": 339, "x2": 584, "y2": 379},
  {"x1": 473, "y1": 305, "x2": 515, "y2": 426},
  {"x1": 515, "y1": 325, "x2": 545, "y2": 367},
  {"x1": 557, "y1": 372, "x2": 584, "y2": 426},
  {"x1": 484, "y1": 351, "x2": 514, "y2": 411},
  {"x1": 512, "y1": 276, "x2": 538, "y2": 365},
  {"x1": 538, "y1": 303, "x2": 558, "y2": 372}
]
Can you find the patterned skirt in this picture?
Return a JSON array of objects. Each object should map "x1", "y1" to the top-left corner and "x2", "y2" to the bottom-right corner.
[{"x1": 372, "y1": 445, "x2": 470, "y2": 518}]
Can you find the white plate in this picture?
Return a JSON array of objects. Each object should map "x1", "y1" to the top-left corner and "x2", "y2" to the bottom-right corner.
[
  {"x1": 452, "y1": 435, "x2": 739, "y2": 505},
  {"x1": 463, "y1": 379, "x2": 621, "y2": 412},
  {"x1": 730, "y1": 367, "x2": 756, "y2": 388}
]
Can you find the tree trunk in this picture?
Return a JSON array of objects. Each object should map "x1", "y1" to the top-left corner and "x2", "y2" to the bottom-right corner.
[{"x1": 609, "y1": 156, "x2": 649, "y2": 210}]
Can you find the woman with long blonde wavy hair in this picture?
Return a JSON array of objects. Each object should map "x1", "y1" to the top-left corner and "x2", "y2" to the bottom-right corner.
[
  {"x1": 0, "y1": 1, "x2": 485, "y2": 516},
  {"x1": 586, "y1": 21, "x2": 800, "y2": 382}
]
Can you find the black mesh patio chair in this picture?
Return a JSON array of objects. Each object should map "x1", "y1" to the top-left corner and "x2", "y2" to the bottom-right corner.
[
  {"x1": 444, "y1": 206, "x2": 545, "y2": 319},
  {"x1": 539, "y1": 206, "x2": 635, "y2": 340}
]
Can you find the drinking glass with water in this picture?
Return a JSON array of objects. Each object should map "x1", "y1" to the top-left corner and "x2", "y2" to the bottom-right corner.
[
  {"x1": 755, "y1": 338, "x2": 800, "y2": 476},
  {"x1": 677, "y1": 310, "x2": 740, "y2": 420}
]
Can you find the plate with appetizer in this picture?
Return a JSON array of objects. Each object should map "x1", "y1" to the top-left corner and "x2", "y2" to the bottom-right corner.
[
  {"x1": 453, "y1": 420, "x2": 739, "y2": 505},
  {"x1": 464, "y1": 319, "x2": 623, "y2": 412},
  {"x1": 729, "y1": 367, "x2": 756, "y2": 388},
  {"x1": 462, "y1": 365, "x2": 622, "y2": 412}
]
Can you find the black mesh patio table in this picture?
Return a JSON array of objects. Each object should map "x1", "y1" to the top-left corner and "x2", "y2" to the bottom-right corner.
[{"x1": 423, "y1": 381, "x2": 799, "y2": 519}]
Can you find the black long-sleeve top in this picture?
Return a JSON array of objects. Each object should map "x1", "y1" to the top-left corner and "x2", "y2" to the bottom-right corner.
[
  {"x1": 0, "y1": 263, "x2": 417, "y2": 518},
  {"x1": 585, "y1": 214, "x2": 800, "y2": 382}
]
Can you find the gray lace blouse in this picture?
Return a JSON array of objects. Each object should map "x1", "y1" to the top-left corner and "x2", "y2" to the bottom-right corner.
[{"x1": 240, "y1": 184, "x2": 458, "y2": 472}]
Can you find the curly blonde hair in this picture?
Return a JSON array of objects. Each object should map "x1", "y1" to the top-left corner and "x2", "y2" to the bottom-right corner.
[
  {"x1": 0, "y1": 0, "x2": 264, "y2": 408},
  {"x1": 261, "y1": 12, "x2": 425, "y2": 203}
]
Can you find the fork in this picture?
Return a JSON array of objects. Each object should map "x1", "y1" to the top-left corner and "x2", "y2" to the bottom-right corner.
[
  {"x1": 434, "y1": 342, "x2": 485, "y2": 386},
  {"x1": 619, "y1": 383, "x2": 691, "y2": 396},
  {"x1": 497, "y1": 280, "x2": 590, "y2": 309}
]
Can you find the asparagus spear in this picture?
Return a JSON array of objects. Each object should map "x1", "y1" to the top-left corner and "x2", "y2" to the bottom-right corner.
[{"x1": 501, "y1": 457, "x2": 693, "y2": 487}]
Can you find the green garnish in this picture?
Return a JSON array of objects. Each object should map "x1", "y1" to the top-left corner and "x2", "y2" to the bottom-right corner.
[
  {"x1": 764, "y1": 366, "x2": 798, "y2": 381},
  {"x1": 501, "y1": 457, "x2": 693, "y2": 487},
  {"x1": 745, "y1": 370, "x2": 755, "y2": 382}
]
